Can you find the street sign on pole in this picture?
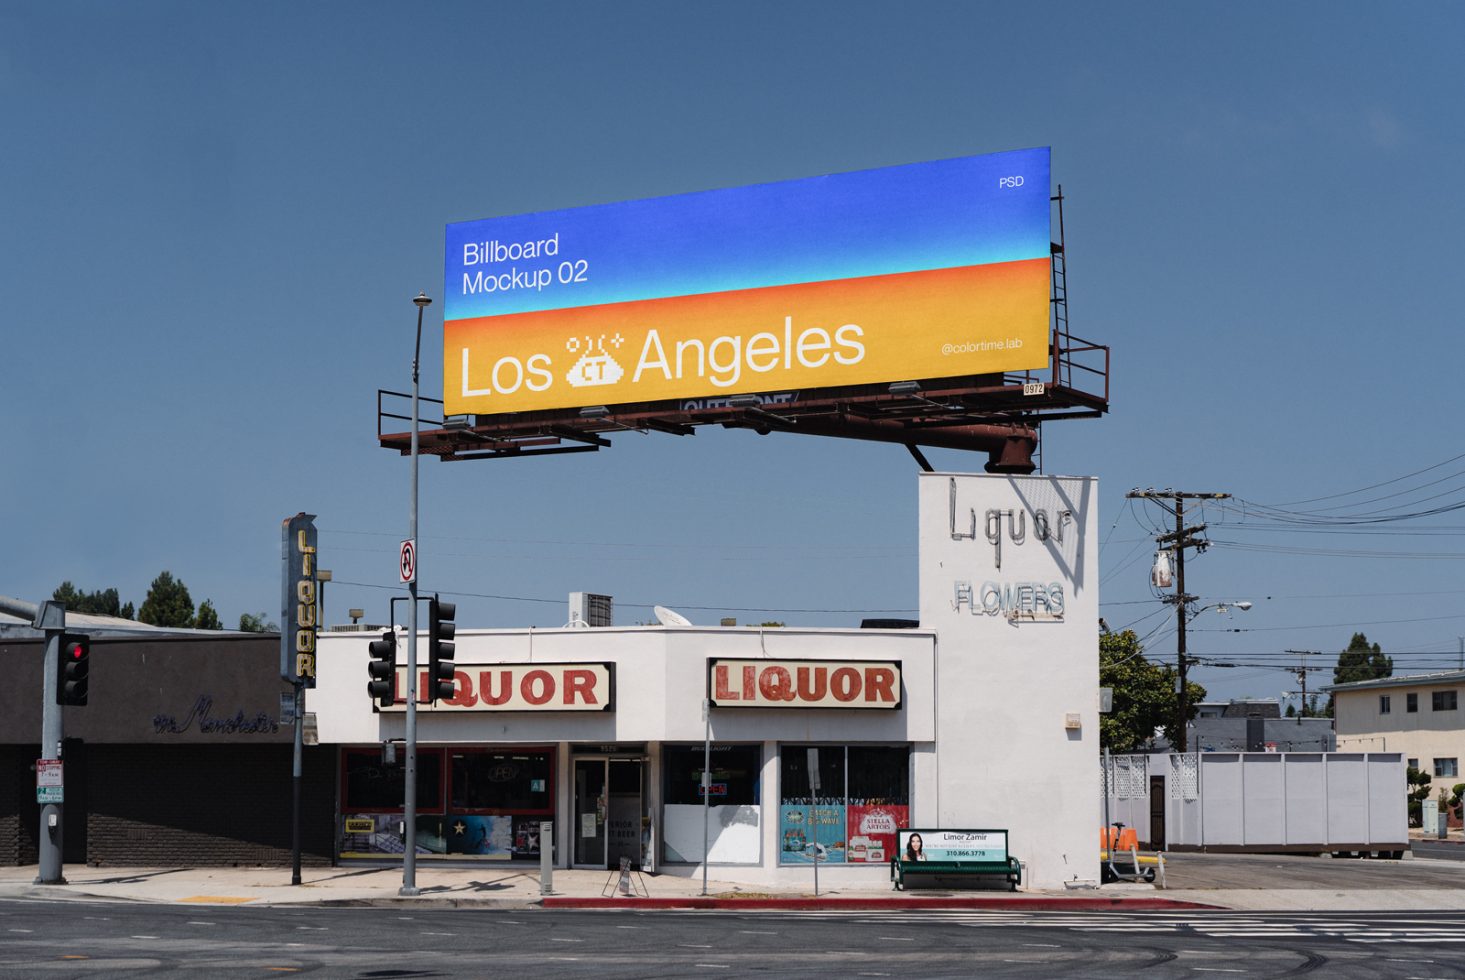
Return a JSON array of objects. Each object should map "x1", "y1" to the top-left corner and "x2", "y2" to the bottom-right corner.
[
  {"x1": 399, "y1": 539, "x2": 416, "y2": 584},
  {"x1": 36, "y1": 759, "x2": 63, "y2": 804}
]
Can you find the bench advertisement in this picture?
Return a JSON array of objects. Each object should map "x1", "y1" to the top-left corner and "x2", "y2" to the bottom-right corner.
[
  {"x1": 897, "y1": 829, "x2": 1007, "y2": 863},
  {"x1": 444, "y1": 147, "x2": 1052, "y2": 416}
]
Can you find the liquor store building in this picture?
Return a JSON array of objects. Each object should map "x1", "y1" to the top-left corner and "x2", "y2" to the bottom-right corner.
[{"x1": 309, "y1": 472, "x2": 1101, "y2": 889}]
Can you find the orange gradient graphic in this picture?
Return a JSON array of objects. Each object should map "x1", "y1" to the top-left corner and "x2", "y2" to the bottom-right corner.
[{"x1": 444, "y1": 258, "x2": 1050, "y2": 415}]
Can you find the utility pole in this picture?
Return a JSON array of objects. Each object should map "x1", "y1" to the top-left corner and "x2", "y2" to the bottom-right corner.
[
  {"x1": 1127, "y1": 489, "x2": 1230, "y2": 753},
  {"x1": 1285, "y1": 650, "x2": 1321, "y2": 722}
]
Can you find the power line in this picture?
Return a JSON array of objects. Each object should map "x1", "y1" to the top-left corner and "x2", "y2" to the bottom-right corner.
[{"x1": 329, "y1": 578, "x2": 916, "y2": 615}]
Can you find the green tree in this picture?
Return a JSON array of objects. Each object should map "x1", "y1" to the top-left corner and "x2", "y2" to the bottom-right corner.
[
  {"x1": 1408, "y1": 766, "x2": 1433, "y2": 826},
  {"x1": 194, "y1": 599, "x2": 222, "y2": 630},
  {"x1": 137, "y1": 571, "x2": 195, "y2": 628},
  {"x1": 1099, "y1": 629, "x2": 1207, "y2": 752},
  {"x1": 1328, "y1": 632, "x2": 1392, "y2": 716},
  {"x1": 52, "y1": 582, "x2": 132, "y2": 618},
  {"x1": 238, "y1": 612, "x2": 277, "y2": 632}
]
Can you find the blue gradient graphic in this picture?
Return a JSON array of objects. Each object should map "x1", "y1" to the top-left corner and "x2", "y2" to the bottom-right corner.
[{"x1": 444, "y1": 147, "x2": 1050, "y2": 321}]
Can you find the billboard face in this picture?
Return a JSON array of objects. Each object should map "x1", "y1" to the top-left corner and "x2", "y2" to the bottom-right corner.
[{"x1": 443, "y1": 147, "x2": 1051, "y2": 415}]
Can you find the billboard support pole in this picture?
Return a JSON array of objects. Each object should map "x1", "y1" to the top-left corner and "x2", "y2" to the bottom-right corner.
[{"x1": 401, "y1": 292, "x2": 431, "y2": 897}]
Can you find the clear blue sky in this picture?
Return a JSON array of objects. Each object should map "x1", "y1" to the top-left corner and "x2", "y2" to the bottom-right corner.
[{"x1": 3, "y1": 2, "x2": 1461, "y2": 705}]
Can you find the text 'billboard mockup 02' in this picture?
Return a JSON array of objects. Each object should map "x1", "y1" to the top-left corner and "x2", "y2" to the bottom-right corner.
[{"x1": 443, "y1": 147, "x2": 1051, "y2": 416}]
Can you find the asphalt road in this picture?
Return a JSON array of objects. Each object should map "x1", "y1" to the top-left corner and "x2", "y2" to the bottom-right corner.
[
  {"x1": 1412, "y1": 840, "x2": 1465, "y2": 862},
  {"x1": 1161, "y1": 849, "x2": 1465, "y2": 887},
  {"x1": 3, "y1": 900, "x2": 1465, "y2": 979}
]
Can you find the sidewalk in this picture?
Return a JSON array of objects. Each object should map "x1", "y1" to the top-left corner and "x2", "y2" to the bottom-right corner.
[
  {"x1": 0, "y1": 864, "x2": 1210, "y2": 911},
  {"x1": 3, "y1": 854, "x2": 1462, "y2": 912}
]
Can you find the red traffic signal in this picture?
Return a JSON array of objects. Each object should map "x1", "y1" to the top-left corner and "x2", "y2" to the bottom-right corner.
[{"x1": 57, "y1": 633, "x2": 90, "y2": 706}]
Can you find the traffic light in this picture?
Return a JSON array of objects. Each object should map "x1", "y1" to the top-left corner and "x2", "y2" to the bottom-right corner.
[
  {"x1": 57, "y1": 633, "x2": 89, "y2": 706},
  {"x1": 367, "y1": 629, "x2": 397, "y2": 708},
  {"x1": 428, "y1": 596, "x2": 456, "y2": 703}
]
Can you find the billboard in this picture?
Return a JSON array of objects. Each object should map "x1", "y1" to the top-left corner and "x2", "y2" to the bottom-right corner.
[{"x1": 443, "y1": 147, "x2": 1051, "y2": 416}]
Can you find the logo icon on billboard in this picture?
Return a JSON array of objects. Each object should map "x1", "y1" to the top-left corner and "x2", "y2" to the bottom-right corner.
[{"x1": 564, "y1": 333, "x2": 626, "y2": 388}]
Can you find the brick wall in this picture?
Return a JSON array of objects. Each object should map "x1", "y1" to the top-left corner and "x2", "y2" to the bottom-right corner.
[
  {"x1": 0, "y1": 746, "x2": 39, "y2": 865},
  {"x1": 84, "y1": 744, "x2": 336, "y2": 867},
  {"x1": 1, "y1": 744, "x2": 337, "y2": 867}
]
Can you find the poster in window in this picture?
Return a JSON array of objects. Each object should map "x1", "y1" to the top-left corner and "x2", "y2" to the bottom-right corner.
[
  {"x1": 444, "y1": 815, "x2": 514, "y2": 858},
  {"x1": 512, "y1": 818, "x2": 542, "y2": 858},
  {"x1": 779, "y1": 804, "x2": 847, "y2": 864},
  {"x1": 845, "y1": 804, "x2": 908, "y2": 864}
]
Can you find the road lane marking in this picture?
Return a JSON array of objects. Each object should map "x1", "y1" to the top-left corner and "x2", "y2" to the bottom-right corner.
[
  {"x1": 680, "y1": 944, "x2": 714, "y2": 948},
  {"x1": 694, "y1": 965, "x2": 729, "y2": 970},
  {"x1": 879, "y1": 936, "x2": 914, "y2": 942},
  {"x1": 740, "y1": 930, "x2": 777, "y2": 935},
  {"x1": 1023, "y1": 943, "x2": 1060, "y2": 948},
  {"x1": 550, "y1": 938, "x2": 584, "y2": 943}
]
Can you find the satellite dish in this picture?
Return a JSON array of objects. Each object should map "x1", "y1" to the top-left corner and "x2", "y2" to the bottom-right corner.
[{"x1": 654, "y1": 605, "x2": 692, "y2": 627}]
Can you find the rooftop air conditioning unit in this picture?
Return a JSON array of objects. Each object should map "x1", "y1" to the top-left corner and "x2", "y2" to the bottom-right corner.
[{"x1": 568, "y1": 592, "x2": 613, "y2": 628}]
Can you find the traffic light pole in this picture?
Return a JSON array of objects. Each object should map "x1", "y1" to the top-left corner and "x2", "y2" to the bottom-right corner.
[
  {"x1": 401, "y1": 292, "x2": 430, "y2": 897},
  {"x1": 34, "y1": 602, "x2": 66, "y2": 884}
]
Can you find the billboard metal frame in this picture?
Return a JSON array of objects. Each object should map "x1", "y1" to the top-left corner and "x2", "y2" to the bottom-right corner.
[{"x1": 378, "y1": 190, "x2": 1107, "y2": 474}]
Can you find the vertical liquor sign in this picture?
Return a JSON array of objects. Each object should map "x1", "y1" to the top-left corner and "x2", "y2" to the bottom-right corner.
[{"x1": 281, "y1": 512, "x2": 319, "y2": 687}]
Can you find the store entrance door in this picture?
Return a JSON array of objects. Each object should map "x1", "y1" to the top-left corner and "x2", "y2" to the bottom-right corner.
[{"x1": 572, "y1": 757, "x2": 643, "y2": 869}]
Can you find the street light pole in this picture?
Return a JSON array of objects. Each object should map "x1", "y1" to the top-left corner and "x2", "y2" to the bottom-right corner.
[{"x1": 401, "y1": 291, "x2": 431, "y2": 897}]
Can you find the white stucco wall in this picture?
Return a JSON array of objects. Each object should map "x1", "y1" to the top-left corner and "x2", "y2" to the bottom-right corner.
[{"x1": 918, "y1": 472, "x2": 1100, "y2": 889}]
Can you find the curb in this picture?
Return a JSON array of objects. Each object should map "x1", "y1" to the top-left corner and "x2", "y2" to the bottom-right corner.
[{"x1": 541, "y1": 896, "x2": 1224, "y2": 911}]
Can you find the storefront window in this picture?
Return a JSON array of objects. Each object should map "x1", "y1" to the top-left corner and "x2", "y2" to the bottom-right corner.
[
  {"x1": 340, "y1": 748, "x2": 548, "y2": 861},
  {"x1": 342, "y1": 748, "x2": 443, "y2": 812},
  {"x1": 779, "y1": 745, "x2": 909, "y2": 866},
  {"x1": 451, "y1": 750, "x2": 554, "y2": 812},
  {"x1": 663, "y1": 744, "x2": 762, "y2": 805},
  {"x1": 662, "y1": 744, "x2": 762, "y2": 864}
]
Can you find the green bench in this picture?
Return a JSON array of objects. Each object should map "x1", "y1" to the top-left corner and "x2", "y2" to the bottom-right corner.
[{"x1": 890, "y1": 828, "x2": 1021, "y2": 891}]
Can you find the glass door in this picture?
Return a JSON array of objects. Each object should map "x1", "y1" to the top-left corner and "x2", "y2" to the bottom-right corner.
[
  {"x1": 606, "y1": 759, "x2": 643, "y2": 868},
  {"x1": 573, "y1": 758, "x2": 607, "y2": 867}
]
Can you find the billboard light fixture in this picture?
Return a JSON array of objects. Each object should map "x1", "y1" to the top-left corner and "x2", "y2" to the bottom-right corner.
[
  {"x1": 442, "y1": 417, "x2": 473, "y2": 431},
  {"x1": 728, "y1": 394, "x2": 762, "y2": 408},
  {"x1": 579, "y1": 405, "x2": 610, "y2": 418},
  {"x1": 889, "y1": 381, "x2": 921, "y2": 396}
]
